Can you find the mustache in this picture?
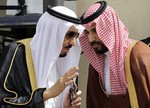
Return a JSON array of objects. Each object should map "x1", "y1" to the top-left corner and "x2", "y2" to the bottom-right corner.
[
  {"x1": 65, "y1": 44, "x2": 72, "y2": 48},
  {"x1": 90, "y1": 41, "x2": 101, "y2": 46}
]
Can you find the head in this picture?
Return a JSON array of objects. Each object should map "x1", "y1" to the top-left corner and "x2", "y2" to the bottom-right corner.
[
  {"x1": 80, "y1": 1, "x2": 108, "y2": 54},
  {"x1": 60, "y1": 25, "x2": 79, "y2": 57},
  {"x1": 46, "y1": 6, "x2": 83, "y2": 58},
  {"x1": 80, "y1": 1, "x2": 130, "y2": 54}
]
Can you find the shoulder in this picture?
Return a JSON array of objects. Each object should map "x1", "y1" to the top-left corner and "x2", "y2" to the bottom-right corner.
[
  {"x1": 131, "y1": 41, "x2": 150, "y2": 56},
  {"x1": 0, "y1": 42, "x2": 25, "y2": 75},
  {"x1": 0, "y1": 41, "x2": 23, "y2": 61},
  {"x1": 130, "y1": 41, "x2": 150, "y2": 66}
]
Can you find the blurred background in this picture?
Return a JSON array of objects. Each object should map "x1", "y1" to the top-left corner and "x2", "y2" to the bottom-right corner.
[{"x1": 0, "y1": 0, "x2": 150, "y2": 107}]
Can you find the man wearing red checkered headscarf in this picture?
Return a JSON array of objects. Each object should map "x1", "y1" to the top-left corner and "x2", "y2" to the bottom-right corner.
[{"x1": 79, "y1": 1, "x2": 150, "y2": 108}]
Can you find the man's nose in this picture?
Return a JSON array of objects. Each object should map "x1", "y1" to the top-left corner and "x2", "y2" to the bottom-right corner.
[
  {"x1": 89, "y1": 32, "x2": 99, "y2": 42},
  {"x1": 89, "y1": 35, "x2": 96, "y2": 42},
  {"x1": 68, "y1": 38, "x2": 76, "y2": 46}
]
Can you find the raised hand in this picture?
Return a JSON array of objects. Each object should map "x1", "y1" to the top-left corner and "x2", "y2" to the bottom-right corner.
[{"x1": 43, "y1": 66, "x2": 79, "y2": 101}]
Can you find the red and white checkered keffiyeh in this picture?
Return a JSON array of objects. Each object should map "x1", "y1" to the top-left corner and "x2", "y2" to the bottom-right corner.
[{"x1": 79, "y1": 3, "x2": 133, "y2": 95}]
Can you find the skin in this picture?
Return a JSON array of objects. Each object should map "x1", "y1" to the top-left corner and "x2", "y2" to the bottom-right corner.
[
  {"x1": 43, "y1": 25, "x2": 81, "y2": 108},
  {"x1": 64, "y1": 89, "x2": 82, "y2": 108},
  {"x1": 84, "y1": 23, "x2": 108, "y2": 54}
]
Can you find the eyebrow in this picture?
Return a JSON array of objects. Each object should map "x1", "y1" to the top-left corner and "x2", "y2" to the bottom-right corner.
[{"x1": 91, "y1": 28, "x2": 96, "y2": 31}]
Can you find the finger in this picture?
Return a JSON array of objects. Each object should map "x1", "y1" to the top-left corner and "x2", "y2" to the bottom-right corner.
[
  {"x1": 71, "y1": 97, "x2": 82, "y2": 107},
  {"x1": 62, "y1": 66, "x2": 79, "y2": 87},
  {"x1": 68, "y1": 72, "x2": 79, "y2": 80},
  {"x1": 73, "y1": 90, "x2": 82, "y2": 99},
  {"x1": 66, "y1": 66, "x2": 79, "y2": 75},
  {"x1": 72, "y1": 97, "x2": 82, "y2": 104},
  {"x1": 64, "y1": 79, "x2": 74, "y2": 86},
  {"x1": 71, "y1": 90, "x2": 82, "y2": 106},
  {"x1": 63, "y1": 72, "x2": 79, "y2": 83},
  {"x1": 72, "y1": 102, "x2": 81, "y2": 107},
  {"x1": 70, "y1": 66, "x2": 79, "y2": 72}
]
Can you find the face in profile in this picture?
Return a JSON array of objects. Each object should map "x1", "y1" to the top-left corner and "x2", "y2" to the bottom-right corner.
[
  {"x1": 84, "y1": 23, "x2": 108, "y2": 54},
  {"x1": 59, "y1": 25, "x2": 79, "y2": 57}
]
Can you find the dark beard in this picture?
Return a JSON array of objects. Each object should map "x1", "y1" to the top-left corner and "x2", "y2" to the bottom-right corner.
[
  {"x1": 59, "y1": 53, "x2": 67, "y2": 57},
  {"x1": 90, "y1": 41, "x2": 108, "y2": 54}
]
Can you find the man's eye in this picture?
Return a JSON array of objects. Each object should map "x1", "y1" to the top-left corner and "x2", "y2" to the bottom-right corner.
[
  {"x1": 84, "y1": 30, "x2": 89, "y2": 35},
  {"x1": 92, "y1": 28, "x2": 97, "y2": 33}
]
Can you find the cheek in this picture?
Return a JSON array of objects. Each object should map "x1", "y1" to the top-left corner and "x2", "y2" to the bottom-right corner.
[
  {"x1": 62, "y1": 40, "x2": 68, "y2": 47},
  {"x1": 87, "y1": 33, "x2": 99, "y2": 42},
  {"x1": 87, "y1": 34, "x2": 93, "y2": 42}
]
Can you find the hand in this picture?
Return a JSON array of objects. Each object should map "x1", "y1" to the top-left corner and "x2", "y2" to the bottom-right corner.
[
  {"x1": 64, "y1": 90, "x2": 82, "y2": 108},
  {"x1": 64, "y1": 82, "x2": 81, "y2": 108},
  {"x1": 43, "y1": 66, "x2": 79, "y2": 101}
]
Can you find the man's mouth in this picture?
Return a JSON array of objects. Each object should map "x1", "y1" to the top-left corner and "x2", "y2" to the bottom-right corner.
[
  {"x1": 64, "y1": 48, "x2": 70, "y2": 53},
  {"x1": 64, "y1": 45, "x2": 72, "y2": 51},
  {"x1": 65, "y1": 45, "x2": 72, "y2": 49},
  {"x1": 92, "y1": 44, "x2": 99, "y2": 49}
]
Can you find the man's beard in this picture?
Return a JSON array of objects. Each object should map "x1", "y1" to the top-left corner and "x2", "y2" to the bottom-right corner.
[
  {"x1": 59, "y1": 53, "x2": 67, "y2": 57},
  {"x1": 59, "y1": 45, "x2": 72, "y2": 57},
  {"x1": 90, "y1": 41, "x2": 108, "y2": 54}
]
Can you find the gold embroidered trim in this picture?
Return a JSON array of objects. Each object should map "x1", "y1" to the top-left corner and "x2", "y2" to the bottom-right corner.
[
  {"x1": 18, "y1": 38, "x2": 37, "y2": 91},
  {"x1": 99, "y1": 78, "x2": 109, "y2": 97},
  {"x1": 125, "y1": 40, "x2": 139, "y2": 108},
  {"x1": 147, "y1": 42, "x2": 150, "y2": 47}
]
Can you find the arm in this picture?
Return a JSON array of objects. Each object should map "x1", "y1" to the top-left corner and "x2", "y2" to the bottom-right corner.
[{"x1": 43, "y1": 66, "x2": 80, "y2": 102}]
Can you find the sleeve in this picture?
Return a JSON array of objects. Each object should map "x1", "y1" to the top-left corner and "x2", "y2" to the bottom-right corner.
[
  {"x1": 0, "y1": 43, "x2": 46, "y2": 108},
  {"x1": 1, "y1": 88, "x2": 46, "y2": 108},
  {"x1": 130, "y1": 41, "x2": 150, "y2": 107}
]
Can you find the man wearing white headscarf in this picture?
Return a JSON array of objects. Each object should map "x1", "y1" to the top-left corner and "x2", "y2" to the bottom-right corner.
[
  {"x1": 80, "y1": 1, "x2": 150, "y2": 108},
  {"x1": 0, "y1": 6, "x2": 84, "y2": 108}
]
